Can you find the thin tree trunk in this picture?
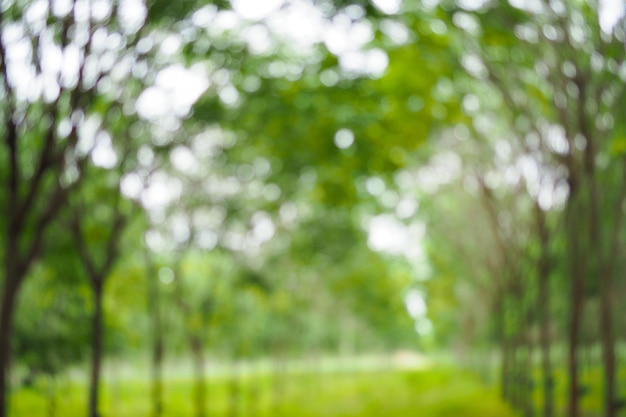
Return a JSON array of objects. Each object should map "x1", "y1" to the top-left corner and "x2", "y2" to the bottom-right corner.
[
  {"x1": 538, "y1": 272, "x2": 554, "y2": 417},
  {"x1": 145, "y1": 250, "x2": 164, "y2": 417},
  {"x1": 567, "y1": 266, "x2": 584, "y2": 417},
  {"x1": 497, "y1": 298, "x2": 511, "y2": 402},
  {"x1": 516, "y1": 301, "x2": 531, "y2": 414},
  {"x1": 564, "y1": 181, "x2": 585, "y2": 417},
  {"x1": 511, "y1": 338, "x2": 521, "y2": 410},
  {"x1": 524, "y1": 336, "x2": 535, "y2": 417},
  {"x1": 600, "y1": 267, "x2": 616, "y2": 417},
  {"x1": 46, "y1": 376, "x2": 57, "y2": 417},
  {"x1": 190, "y1": 336, "x2": 206, "y2": 417},
  {"x1": 88, "y1": 280, "x2": 104, "y2": 417},
  {"x1": 537, "y1": 207, "x2": 554, "y2": 417},
  {"x1": 567, "y1": 223, "x2": 584, "y2": 417},
  {"x1": 151, "y1": 323, "x2": 164, "y2": 417}
]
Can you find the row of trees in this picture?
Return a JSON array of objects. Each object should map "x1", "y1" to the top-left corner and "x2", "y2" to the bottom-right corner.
[{"x1": 414, "y1": 2, "x2": 626, "y2": 417}]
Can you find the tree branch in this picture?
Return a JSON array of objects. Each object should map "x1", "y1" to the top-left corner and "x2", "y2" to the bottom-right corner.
[
  {"x1": 0, "y1": 7, "x2": 21, "y2": 237},
  {"x1": 17, "y1": 180, "x2": 72, "y2": 278},
  {"x1": 70, "y1": 204, "x2": 100, "y2": 282},
  {"x1": 18, "y1": 150, "x2": 92, "y2": 278},
  {"x1": 14, "y1": 99, "x2": 62, "y2": 232}
]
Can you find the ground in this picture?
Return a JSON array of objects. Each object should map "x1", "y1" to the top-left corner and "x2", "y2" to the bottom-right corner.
[{"x1": 11, "y1": 364, "x2": 517, "y2": 417}]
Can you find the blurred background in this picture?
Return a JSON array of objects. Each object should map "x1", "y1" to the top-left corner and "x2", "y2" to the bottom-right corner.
[{"x1": 1, "y1": 0, "x2": 625, "y2": 416}]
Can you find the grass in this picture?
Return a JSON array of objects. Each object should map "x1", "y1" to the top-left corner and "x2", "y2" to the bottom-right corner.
[
  {"x1": 467, "y1": 349, "x2": 626, "y2": 417},
  {"x1": 530, "y1": 363, "x2": 626, "y2": 417},
  {"x1": 9, "y1": 365, "x2": 517, "y2": 417}
]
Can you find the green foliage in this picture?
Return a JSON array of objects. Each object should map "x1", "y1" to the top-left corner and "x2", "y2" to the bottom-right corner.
[{"x1": 13, "y1": 264, "x2": 91, "y2": 378}]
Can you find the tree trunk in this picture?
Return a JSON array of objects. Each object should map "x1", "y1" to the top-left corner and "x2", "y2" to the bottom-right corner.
[
  {"x1": 497, "y1": 303, "x2": 511, "y2": 402},
  {"x1": 567, "y1": 245, "x2": 584, "y2": 417},
  {"x1": 537, "y1": 216, "x2": 554, "y2": 417},
  {"x1": 599, "y1": 266, "x2": 616, "y2": 417},
  {"x1": 190, "y1": 336, "x2": 206, "y2": 417},
  {"x1": 0, "y1": 247, "x2": 22, "y2": 417},
  {"x1": 538, "y1": 272, "x2": 554, "y2": 417},
  {"x1": 524, "y1": 337, "x2": 535, "y2": 417},
  {"x1": 566, "y1": 186, "x2": 585, "y2": 417},
  {"x1": 151, "y1": 331, "x2": 164, "y2": 417},
  {"x1": 0, "y1": 283, "x2": 16, "y2": 417},
  {"x1": 145, "y1": 251, "x2": 164, "y2": 417},
  {"x1": 88, "y1": 280, "x2": 104, "y2": 417},
  {"x1": 46, "y1": 376, "x2": 57, "y2": 417},
  {"x1": 510, "y1": 339, "x2": 521, "y2": 410}
]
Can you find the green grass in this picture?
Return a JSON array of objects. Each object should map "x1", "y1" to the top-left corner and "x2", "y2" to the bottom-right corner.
[
  {"x1": 468, "y1": 350, "x2": 626, "y2": 417},
  {"x1": 527, "y1": 363, "x2": 626, "y2": 417},
  {"x1": 10, "y1": 367, "x2": 517, "y2": 417}
]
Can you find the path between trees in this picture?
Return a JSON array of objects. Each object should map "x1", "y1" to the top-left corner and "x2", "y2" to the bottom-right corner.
[{"x1": 11, "y1": 361, "x2": 517, "y2": 417}]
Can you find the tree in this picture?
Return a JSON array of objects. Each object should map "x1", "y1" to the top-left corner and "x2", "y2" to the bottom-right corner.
[
  {"x1": 67, "y1": 161, "x2": 135, "y2": 417},
  {"x1": 0, "y1": 0, "x2": 156, "y2": 413}
]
